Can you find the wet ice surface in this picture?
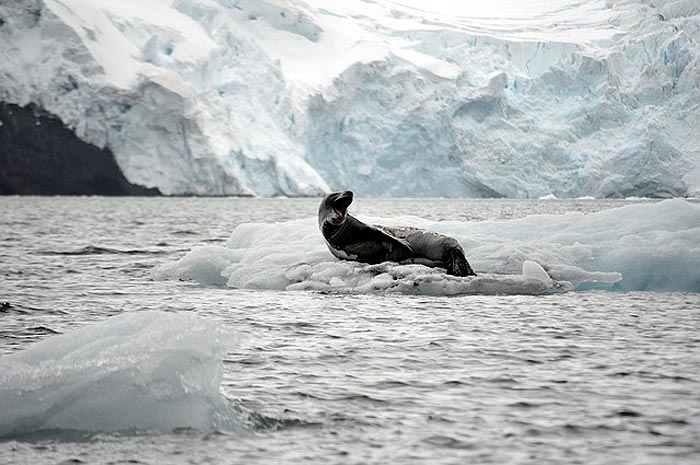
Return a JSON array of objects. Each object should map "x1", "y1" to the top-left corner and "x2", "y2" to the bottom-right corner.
[{"x1": 1, "y1": 197, "x2": 699, "y2": 464}]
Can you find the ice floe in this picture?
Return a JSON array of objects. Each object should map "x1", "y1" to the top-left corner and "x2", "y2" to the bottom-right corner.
[{"x1": 153, "y1": 200, "x2": 700, "y2": 293}]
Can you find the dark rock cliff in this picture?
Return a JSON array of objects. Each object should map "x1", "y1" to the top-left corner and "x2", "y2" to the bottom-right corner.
[{"x1": 0, "y1": 102, "x2": 160, "y2": 196}]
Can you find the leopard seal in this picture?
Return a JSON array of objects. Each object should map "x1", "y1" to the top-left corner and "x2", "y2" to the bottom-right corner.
[{"x1": 318, "y1": 190, "x2": 476, "y2": 276}]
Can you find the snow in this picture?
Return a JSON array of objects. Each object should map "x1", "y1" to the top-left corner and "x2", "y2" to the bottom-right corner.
[
  {"x1": 153, "y1": 199, "x2": 700, "y2": 293},
  {"x1": 0, "y1": 311, "x2": 243, "y2": 437},
  {"x1": 43, "y1": 0, "x2": 217, "y2": 89},
  {"x1": 0, "y1": 0, "x2": 698, "y2": 197}
]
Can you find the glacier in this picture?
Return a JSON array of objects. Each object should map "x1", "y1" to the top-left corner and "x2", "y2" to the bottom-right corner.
[
  {"x1": 0, "y1": 0, "x2": 698, "y2": 197},
  {"x1": 152, "y1": 199, "x2": 700, "y2": 293}
]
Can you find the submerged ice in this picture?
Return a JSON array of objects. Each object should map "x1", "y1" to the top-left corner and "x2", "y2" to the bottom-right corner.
[
  {"x1": 0, "y1": 311, "x2": 243, "y2": 437},
  {"x1": 153, "y1": 199, "x2": 700, "y2": 294},
  {"x1": 1, "y1": 0, "x2": 698, "y2": 197}
]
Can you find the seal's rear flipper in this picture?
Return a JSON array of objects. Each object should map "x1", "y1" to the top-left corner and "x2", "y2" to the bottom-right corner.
[{"x1": 445, "y1": 249, "x2": 477, "y2": 277}]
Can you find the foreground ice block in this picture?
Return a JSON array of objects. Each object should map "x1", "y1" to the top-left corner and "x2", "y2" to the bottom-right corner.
[{"x1": 0, "y1": 311, "x2": 242, "y2": 437}]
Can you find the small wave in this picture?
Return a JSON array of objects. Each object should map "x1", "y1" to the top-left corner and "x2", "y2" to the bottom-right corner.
[
  {"x1": 0, "y1": 302, "x2": 59, "y2": 315},
  {"x1": 335, "y1": 393, "x2": 388, "y2": 404},
  {"x1": 422, "y1": 434, "x2": 475, "y2": 450},
  {"x1": 609, "y1": 370, "x2": 696, "y2": 382},
  {"x1": 609, "y1": 409, "x2": 643, "y2": 418},
  {"x1": 40, "y1": 245, "x2": 166, "y2": 256},
  {"x1": 26, "y1": 326, "x2": 60, "y2": 335},
  {"x1": 443, "y1": 380, "x2": 471, "y2": 387},
  {"x1": 172, "y1": 230, "x2": 200, "y2": 236},
  {"x1": 370, "y1": 380, "x2": 414, "y2": 389},
  {"x1": 240, "y1": 409, "x2": 320, "y2": 431}
]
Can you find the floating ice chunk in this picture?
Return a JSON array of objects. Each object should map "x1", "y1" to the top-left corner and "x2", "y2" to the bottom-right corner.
[
  {"x1": 156, "y1": 222, "x2": 571, "y2": 295},
  {"x1": 547, "y1": 264, "x2": 622, "y2": 288},
  {"x1": 329, "y1": 277, "x2": 345, "y2": 287},
  {"x1": 462, "y1": 199, "x2": 700, "y2": 291},
  {"x1": 522, "y1": 260, "x2": 550, "y2": 281},
  {"x1": 151, "y1": 245, "x2": 237, "y2": 285},
  {"x1": 0, "y1": 311, "x2": 242, "y2": 437},
  {"x1": 154, "y1": 199, "x2": 700, "y2": 293},
  {"x1": 522, "y1": 260, "x2": 622, "y2": 289}
]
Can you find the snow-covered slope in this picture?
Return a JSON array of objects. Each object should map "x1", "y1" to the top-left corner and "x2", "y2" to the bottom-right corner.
[{"x1": 1, "y1": 0, "x2": 698, "y2": 197}]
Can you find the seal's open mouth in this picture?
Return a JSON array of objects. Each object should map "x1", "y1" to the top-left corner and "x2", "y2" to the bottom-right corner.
[{"x1": 332, "y1": 191, "x2": 353, "y2": 217}]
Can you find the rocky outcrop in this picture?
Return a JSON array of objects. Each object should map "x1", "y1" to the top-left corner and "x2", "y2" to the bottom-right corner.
[{"x1": 0, "y1": 102, "x2": 160, "y2": 196}]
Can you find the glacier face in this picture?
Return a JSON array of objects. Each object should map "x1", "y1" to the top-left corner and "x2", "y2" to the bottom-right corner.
[
  {"x1": 0, "y1": 0, "x2": 329, "y2": 196},
  {"x1": 0, "y1": 0, "x2": 698, "y2": 197}
]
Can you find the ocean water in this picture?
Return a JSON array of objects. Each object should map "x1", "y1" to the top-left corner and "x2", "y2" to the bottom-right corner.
[{"x1": 1, "y1": 197, "x2": 699, "y2": 465}]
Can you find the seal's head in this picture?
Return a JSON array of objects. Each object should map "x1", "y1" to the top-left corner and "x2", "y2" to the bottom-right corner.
[{"x1": 318, "y1": 190, "x2": 354, "y2": 228}]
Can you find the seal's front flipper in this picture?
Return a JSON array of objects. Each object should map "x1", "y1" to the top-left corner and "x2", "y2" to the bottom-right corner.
[
  {"x1": 385, "y1": 235, "x2": 414, "y2": 255},
  {"x1": 371, "y1": 226, "x2": 414, "y2": 259}
]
